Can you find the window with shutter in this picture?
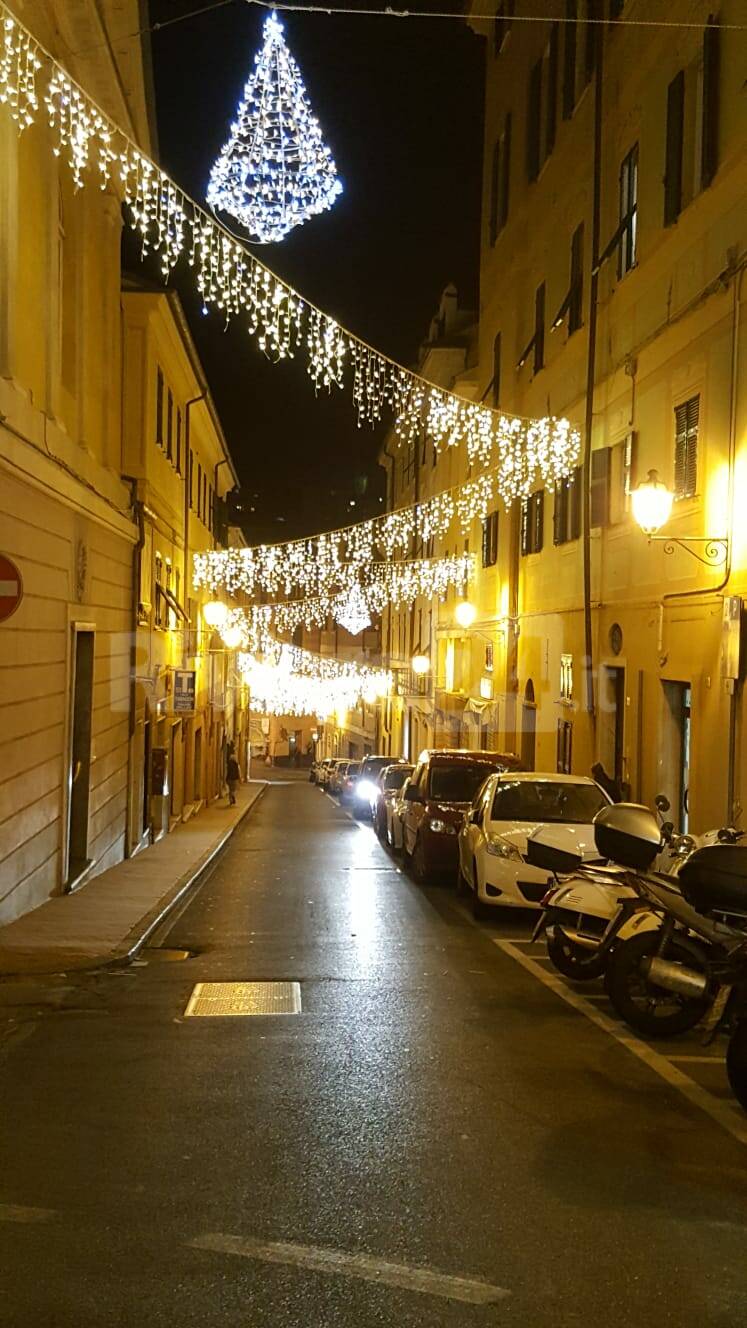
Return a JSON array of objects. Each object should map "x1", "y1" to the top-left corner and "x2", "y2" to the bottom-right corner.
[
  {"x1": 532, "y1": 491, "x2": 545, "y2": 552},
  {"x1": 590, "y1": 448, "x2": 611, "y2": 526},
  {"x1": 499, "y1": 114, "x2": 512, "y2": 230},
  {"x1": 492, "y1": 332, "x2": 501, "y2": 408},
  {"x1": 584, "y1": 0, "x2": 601, "y2": 84},
  {"x1": 483, "y1": 511, "x2": 499, "y2": 567},
  {"x1": 562, "y1": 0, "x2": 577, "y2": 118},
  {"x1": 546, "y1": 25, "x2": 559, "y2": 156},
  {"x1": 526, "y1": 59, "x2": 542, "y2": 182},
  {"x1": 554, "y1": 480, "x2": 568, "y2": 544},
  {"x1": 175, "y1": 408, "x2": 182, "y2": 474},
  {"x1": 701, "y1": 16, "x2": 720, "y2": 188},
  {"x1": 570, "y1": 466, "x2": 582, "y2": 539},
  {"x1": 674, "y1": 395, "x2": 699, "y2": 498},
  {"x1": 155, "y1": 367, "x2": 164, "y2": 446},
  {"x1": 489, "y1": 138, "x2": 500, "y2": 245},
  {"x1": 609, "y1": 432, "x2": 636, "y2": 524},
  {"x1": 569, "y1": 224, "x2": 584, "y2": 333},
  {"x1": 520, "y1": 500, "x2": 530, "y2": 556},
  {"x1": 534, "y1": 282, "x2": 545, "y2": 373},
  {"x1": 618, "y1": 145, "x2": 638, "y2": 275},
  {"x1": 664, "y1": 70, "x2": 685, "y2": 226},
  {"x1": 166, "y1": 388, "x2": 173, "y2": 461}
]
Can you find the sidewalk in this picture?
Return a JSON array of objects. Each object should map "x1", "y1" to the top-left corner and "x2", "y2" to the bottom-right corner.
[{"x1": 0, "y1": 781, "x2": 268, "y2": 978}]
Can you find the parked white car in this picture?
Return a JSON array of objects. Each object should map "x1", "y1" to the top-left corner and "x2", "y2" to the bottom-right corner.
[
  {"x1": 457, "y1": 772, "x2": 610, "y2": 919},
  {"x1": 388, "y1": 776, "x2": 412, "y2": 852}
]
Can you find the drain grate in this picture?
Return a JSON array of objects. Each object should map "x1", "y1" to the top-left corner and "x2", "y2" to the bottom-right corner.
[{"x1": 184, "y1": 981, "x2": 301, "y2": 1017}]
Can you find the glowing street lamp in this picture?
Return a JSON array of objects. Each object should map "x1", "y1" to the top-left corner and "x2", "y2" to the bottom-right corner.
[
  {"x1": 631, "y1": 470, "x2": 674, "y2": 536},
  {"x1": 203, "y1": 600, "x2": 229, "y2": 630},
  {"x1": 221, "y1": 624, "x2": 244, "y2": 650},
  {"x1": 411, "y1": 653, "x2": 430, "y2": 676},
  {"x1": 455, "y1": 600, "x2": 477, "y2": 628}
]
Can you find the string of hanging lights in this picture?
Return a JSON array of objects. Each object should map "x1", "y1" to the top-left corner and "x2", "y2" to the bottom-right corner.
[
  {"x1": 220, "y1": 552, "x2": 474, "y2": 648},
  {"x1": 0, "y1": 4, "x2": 580, "y2": 498},
  {"x1": 190, "y1": 462, "x2": 530, "y2": 599},
  {"x1": 237, "y1": 643, "x2": 391, "y2": 718}
]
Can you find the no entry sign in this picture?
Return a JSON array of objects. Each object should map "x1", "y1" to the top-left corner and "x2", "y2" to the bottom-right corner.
[{"x1": 0, "y1": 554, "x2": 23, "y2": 624}]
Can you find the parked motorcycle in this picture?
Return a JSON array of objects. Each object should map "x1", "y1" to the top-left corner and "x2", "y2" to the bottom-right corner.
[
  {"x1": 529, "y1": 806, "x2": 747, "y2": 1113},
  {"x1": 531, "y1": 795, "x2": 689, "y2": 983}
]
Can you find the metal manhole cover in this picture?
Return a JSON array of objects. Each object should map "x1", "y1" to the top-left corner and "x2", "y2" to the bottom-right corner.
[{"x1": 184, "y1": 982, "x2": 301, "y2": 1017}]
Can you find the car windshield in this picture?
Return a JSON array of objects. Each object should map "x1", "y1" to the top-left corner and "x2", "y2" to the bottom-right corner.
[
  {"x1": 384, "y1": 766, "x2": 412, "y2": 790},
  {"x1": 347, "y1": 764, "x2": 360, "y2": 777},
  {"x1": 429, "y1": 763, "x2": 502, "y2": 803},
  {"x1": 490, "y1": 780, "x2": 607, "y2": 824},
  {"x1": 362, "y1": 757, "x2": 393, "y2": 778}
]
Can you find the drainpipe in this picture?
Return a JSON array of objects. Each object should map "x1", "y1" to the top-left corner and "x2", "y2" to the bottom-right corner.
[
  {"x1": 582, "y1": 23, "x2": 604, "y2": 730},
  {"x1": 183, "y1": 394, "x2": 204, "y2": 666},
  {"x1": 123, "y1": 476, "x2": 145, "y2": 856}
]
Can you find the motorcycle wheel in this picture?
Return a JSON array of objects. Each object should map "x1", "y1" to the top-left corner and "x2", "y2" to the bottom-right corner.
[
  {"x1": 605, "y1": 933, "x2": 712, "y2": 1038},
  {"x1": 546, "y1": 930, "x2": 607, "y2": 982},
  {"x1": 726, "y1": 1023, "x2": 747, "y2": 1112}
]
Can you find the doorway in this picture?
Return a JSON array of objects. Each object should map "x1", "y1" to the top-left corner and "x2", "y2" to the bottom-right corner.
[
  {"x1": 521, "y1": 680, "x2": 537, "y2": 770},
  {"x1": 142, "y1": 709, "x2": 152, "y2": 839},
  {"x1": 660, "y1": 681, "x2": 691, "y2": 832},
  {"x1": 194, "y1": 725, "x2": 203, "y2": 801},
  {"x1": 66, "y1": 628, "x2": 94, "y2": 888},
  {"x1": 599, "y1": 666, "x2": 625, "y2": 788}
]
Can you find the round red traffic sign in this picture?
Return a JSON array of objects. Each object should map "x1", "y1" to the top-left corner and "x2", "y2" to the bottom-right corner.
[{"x1": 0, "y1": 554, "x2": 23, "y2": 623}]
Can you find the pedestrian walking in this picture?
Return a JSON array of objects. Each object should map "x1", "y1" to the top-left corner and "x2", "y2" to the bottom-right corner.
[{"x1": 227, "y1": 751, "x2": 241, "y2": 806}]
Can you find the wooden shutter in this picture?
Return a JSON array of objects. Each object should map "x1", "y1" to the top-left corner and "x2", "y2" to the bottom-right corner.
[
  {"x1": 489, "y1": 138, "x2": 500, "y2": 245},
  {"x1": 526, "y1": 59, "x2": 542, "y2": 182},
  {"x1": 492, "y1": 332, "x2": 501, "y2": 408},
  {"x1": 500, "y1": 114, "x2": 512, "y2": 230},
  {"x1": 701, "y1": 16, "x2": 720, "y2": 189},
  {"x1": 534, "y1": 282, "x2": 545, "y2": 373},
  {"x1": 675, "y1": 396, "x2": 699, "y2": 498},
  {"x1": 562, "y1": 0, "x2": 577, "y2": 119},
  {"x1": 585, "y1": 0, "x2": 601, "y2": 83},
  {"x1": 166, "y1": 388, "x2": 173, "y2": 460},
  {"x1": 569, "y1": 224, "x2": 584, "y2": 332},
  {"x1": 490, "y1": 512, "x2": 499, "y2": 565},
  {"x1": 532, "y1": 490, "x2": 545, "y2": 552},
  {"x1": 554, "y1": 481, "x2": 567, "y2": 544},
  {"x1": 546, "y1": 25, "x2": 559, "y2": 156},
  {"x1": 664, "y1": 70, "x2": 685, "y2": 226},
  {"x1": 570, "y1": 467, "x2": 582, "y2": 539},
  {"x1": 520, "y1": 500, "x2": 530, "y2": 556},
  {"x1": 156, "y1": 367, "x2": 164, "y2": 445},
  {"x1": 590, "y1": 448, "x2": 610, "y2": 526},
  {"x1": 482, "y1": 518, "x2": 490, "y2": 567}
]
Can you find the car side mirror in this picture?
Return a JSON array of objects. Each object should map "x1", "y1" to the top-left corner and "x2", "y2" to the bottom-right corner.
[
  {"x1": 655, "y1": 794, "x2": 671, "y2": 813},
  {"x1": 469, "y1": 808, "x2": 482, "y2": 825},
  {"x1": 660, "y1": 820, "x2": 675, "y2": 842}
]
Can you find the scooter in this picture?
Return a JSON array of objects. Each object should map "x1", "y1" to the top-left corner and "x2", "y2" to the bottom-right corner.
[
  {"x1": 603, "y1": 829, "x2": 747, "y2": 1039},
  {"x1": 532, "y1": 795, "x2": 691, "y2": 982},
  {"x1": 530, "y1": 806, "x2": 747, "y2": 1114}
]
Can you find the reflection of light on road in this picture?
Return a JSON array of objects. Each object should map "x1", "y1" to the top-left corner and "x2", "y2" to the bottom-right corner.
[{"x1": 348, "y1": 830, "x2": 383, "y2": 971}]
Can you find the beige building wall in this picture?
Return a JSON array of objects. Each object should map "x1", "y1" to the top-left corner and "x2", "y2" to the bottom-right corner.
[
  {"x1": 0, "y1": 1, "x2": 152, "y2": 923},
  {"x1": 121, "y1": 289, "x2": 244, "y2": 847}
]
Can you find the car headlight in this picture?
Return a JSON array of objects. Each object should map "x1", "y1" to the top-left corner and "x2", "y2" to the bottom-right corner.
[
  {"x1": 429, "y1": 818, "x2": 456, "y2": 835},
  {"x1": 486, "y1": 834, "x2": 522, "y2": 860},
  {"x1": 355, "y1": 779, "x2": 377, "y2": 800}
]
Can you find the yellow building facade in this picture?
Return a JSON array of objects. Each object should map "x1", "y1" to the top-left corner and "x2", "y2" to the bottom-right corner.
[
  {"x1": 0, "y1": 1, "x2": 152, "y2": 922},
  {"x1": 381, "y1": 1, "x2": 747, "y2": 836}
]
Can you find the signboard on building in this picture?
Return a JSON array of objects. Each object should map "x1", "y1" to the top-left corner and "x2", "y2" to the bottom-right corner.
[
  {"x1": 0, "y1": 553, "x2": 23, "y2": 624},
  {"x1": 174, "y1": 669, "x2": 196, "y2": 712}
]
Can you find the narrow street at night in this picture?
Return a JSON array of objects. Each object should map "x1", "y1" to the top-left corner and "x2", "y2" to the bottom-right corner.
[{"x1": 2, "y1": 777, "x2": 747, "y2": 1327}]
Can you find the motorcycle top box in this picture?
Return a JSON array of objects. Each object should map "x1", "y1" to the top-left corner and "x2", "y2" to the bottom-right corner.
[
  {"x1": 593, "y1": 803, "x2": 661, "y2": 870},
  {"x1": 677, "y1": 843, "x2": 747, "y2": 916}
]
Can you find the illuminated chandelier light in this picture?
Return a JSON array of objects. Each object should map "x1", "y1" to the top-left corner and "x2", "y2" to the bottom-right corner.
[
  {"x1": 206, "y1": 12, "x2": 342, "y2": 244},
  {"x1": 0, "y1": 3, "x2": 580, "y2": 503},
  {"x1": 333, "y1": 583, "x2": 372, "y2": 636}
]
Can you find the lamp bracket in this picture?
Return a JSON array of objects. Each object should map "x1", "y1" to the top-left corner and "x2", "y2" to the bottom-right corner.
[{"x1": 649, "y1": 535, "x2": 728, "y2": 567}]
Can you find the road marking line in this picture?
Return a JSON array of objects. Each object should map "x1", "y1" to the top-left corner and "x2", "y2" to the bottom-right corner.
[
  {"x1": 0, "y1": 1203, "x2": 56, "y2": 1223},
  {"x1": 668, "y1": 1054, "x2": 726, "y2": 1065},
  {"x1": 189, "y1": 1233, "x2": 510, "y2": 1305},
  {"x1": 495, "y1": 939, "x2": 747, "y2": 1149}
]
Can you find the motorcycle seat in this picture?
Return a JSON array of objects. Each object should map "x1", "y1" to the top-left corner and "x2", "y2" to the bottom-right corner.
[{"x1": 678, "y1": 843, "x2": 747, "y2": 916}]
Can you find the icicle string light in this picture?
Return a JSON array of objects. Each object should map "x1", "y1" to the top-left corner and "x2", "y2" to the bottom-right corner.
[
  {"x1": 0, "y1": 3, "x2": 580, "y2": 501},
  {"x1": 238, "y1": 644, "x2": 391, "y2": 718}
]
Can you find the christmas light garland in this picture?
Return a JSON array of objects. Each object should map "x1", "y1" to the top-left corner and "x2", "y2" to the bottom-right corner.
[
  {"x1": 207, "y1": 13, "x2": 342, "y2": 243},
  {"x1": 238, "y1": 643, "x2": 391, "y2": 717},
  {"x1": 0, "y1": 5, "x2": 580, "y2": 500},
  {"x1": 218, "y1": 553, "x2": 474, "y2": 651}
]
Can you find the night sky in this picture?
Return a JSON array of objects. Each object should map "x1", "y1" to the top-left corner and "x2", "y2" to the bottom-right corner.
[{"x1": 146, "y1": 0, "x2": 484, "y2": 541}]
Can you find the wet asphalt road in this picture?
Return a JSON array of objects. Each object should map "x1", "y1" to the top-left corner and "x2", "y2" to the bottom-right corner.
[{"x1": 2, "y1": 780, "x2": 747, "y2": 1326}]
